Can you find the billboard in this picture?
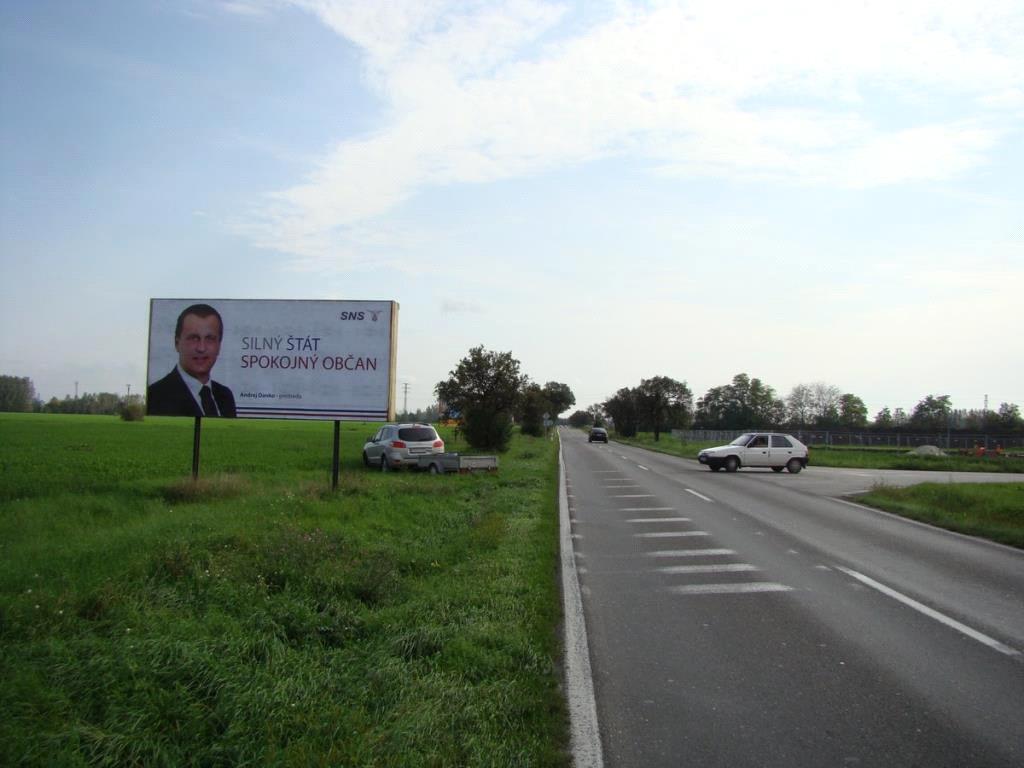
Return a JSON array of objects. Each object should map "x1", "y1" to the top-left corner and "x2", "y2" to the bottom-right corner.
[{"x1": 146, "y1": 299, "x2": 397, "y2": 421}]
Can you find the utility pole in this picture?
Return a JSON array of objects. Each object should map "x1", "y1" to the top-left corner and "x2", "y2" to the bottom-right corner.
[{"x1": 402, "y1": 382, "x2": 410, "y2": 415}]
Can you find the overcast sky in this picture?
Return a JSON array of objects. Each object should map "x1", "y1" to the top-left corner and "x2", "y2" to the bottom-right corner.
[{"x1": 2, "y1": 0, "x2": 1021, "y2": 417}]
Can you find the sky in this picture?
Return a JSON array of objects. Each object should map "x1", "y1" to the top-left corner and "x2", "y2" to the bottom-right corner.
[{"x1": 1, "y1": 0, "x2": 1022, "y2": 418}]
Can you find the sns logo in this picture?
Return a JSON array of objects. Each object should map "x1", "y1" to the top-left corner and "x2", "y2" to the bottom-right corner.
[{"x1": 339, "y1": 311, "x2": 365, "y2": 321}]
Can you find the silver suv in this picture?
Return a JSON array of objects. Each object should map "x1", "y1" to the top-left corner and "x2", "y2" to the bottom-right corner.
[
  {"x1": 698, "y1": 433, "x2": 809, "y2": 473},
  {"x1": 363, "y1": 423, "x2": 445, "y2": 471}
]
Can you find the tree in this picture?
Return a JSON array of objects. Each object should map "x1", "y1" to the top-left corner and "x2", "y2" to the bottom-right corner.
[
  {"x1": 0, "y1": 375, "x2": 35, "y2": 412},
  {"x1": 694, "y1": 374, "x2": 783, "y2": 430},
  {"x1": 603, "y1": 387, "x2": 639, "y2": 437},
  {"x1": 997, "y1": 402, "x2": 1022, "y2": 432},
  {"x1": 838, "y1": 394, "x2": 868, "y2": 429},
  {"x1": 873, "y1": 407, "x2": 893, "y2": 430},
  {"x1": 435, "y1": 346, "x2": 526, "y2": 451},
  {"x1": 910, "y1": 394, "x2": 952, "y2": 431},
  {"x1": 541, "y1": 381, "x2": 576, "y2": 418},
  {"x1": 567, "y1": 410, "x2": 593, "y2": 428},
  {"x1": 785, "y1": 384, "x2": 815, "y2": 428},
  {"x1": 636, "y1": 376, "x2": 693, "y2": 441},
  {"x1": 519, "y1": 383, "x2": 549, "y2": 437}
]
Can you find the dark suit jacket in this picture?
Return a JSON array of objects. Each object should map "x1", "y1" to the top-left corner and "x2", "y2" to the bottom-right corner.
[{"x1": 147, "y1": 368, "x2": 236, "y2": 417}]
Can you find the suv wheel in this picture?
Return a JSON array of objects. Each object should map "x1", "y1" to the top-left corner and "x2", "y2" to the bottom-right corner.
[{"x1": 725, "y1": 456, "x2": 740, "y2": 473}]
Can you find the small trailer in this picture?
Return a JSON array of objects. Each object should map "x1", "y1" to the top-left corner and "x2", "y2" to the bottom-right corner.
[{"x1": 417, "y1": 452, "x2": 499, "y2": 474}]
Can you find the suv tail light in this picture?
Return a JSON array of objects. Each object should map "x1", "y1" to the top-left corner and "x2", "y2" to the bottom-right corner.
[
  {"x1": 390, "y1": 440, "x2": 407, "y2": 448},
  {"x1": 433, "y1": 440, "x2": 444, "y2": 448}
]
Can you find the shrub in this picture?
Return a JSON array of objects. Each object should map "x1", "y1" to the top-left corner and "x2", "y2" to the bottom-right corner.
[
  {"x1": 121, "y1": 402, "x2": 145, "y2": 421},
  {"x1": 462, "y1": 407, "x2": 513, "y2": 452}
]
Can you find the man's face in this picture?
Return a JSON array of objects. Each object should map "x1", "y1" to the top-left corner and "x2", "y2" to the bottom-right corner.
[{"x1": 175, "y1": 313, "x2": 222, "y2": 383}]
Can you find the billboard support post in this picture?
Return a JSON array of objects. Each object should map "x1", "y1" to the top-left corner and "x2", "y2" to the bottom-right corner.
[
  {"x1": 331, "y1": 421, "x2": 341, "y2": 491},
  {"x1": 192, "y1": 416, "x2": 202, "y2": 480}
]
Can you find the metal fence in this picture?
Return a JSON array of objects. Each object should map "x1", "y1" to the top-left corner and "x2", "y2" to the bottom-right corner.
[{"x1": 671, "y1": 429, "x2": 1024, "y2": 450}]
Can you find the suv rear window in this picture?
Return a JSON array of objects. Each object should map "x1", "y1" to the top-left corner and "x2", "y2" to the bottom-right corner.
[{"x1": 398, "y1": 427, "x2": 438, "y2": 442}]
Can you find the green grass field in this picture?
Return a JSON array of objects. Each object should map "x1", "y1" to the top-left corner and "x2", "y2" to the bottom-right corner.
[{"x1": 0, "y1": 414, "x2": 569, "y2": 766}]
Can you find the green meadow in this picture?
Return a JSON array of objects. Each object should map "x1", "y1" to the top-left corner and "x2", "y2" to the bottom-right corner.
[{"x1": 0, "y1": 413, "x2": 569, "y2": 766}]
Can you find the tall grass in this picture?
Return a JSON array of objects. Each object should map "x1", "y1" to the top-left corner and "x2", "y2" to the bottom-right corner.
[
  {"x1": 0, "y1": 414, "x2": 568, "y2": 766},
  {"x1": 858, "y1": 482, "x2": 1024, "y2": 548}
]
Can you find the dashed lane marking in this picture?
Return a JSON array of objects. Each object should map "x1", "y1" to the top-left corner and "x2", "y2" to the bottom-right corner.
[
  {"x1": 684, "y1": 489, "x2": 713, "y2": 502},
  {"x1": 634, "y1": 531, "x2": 711, "y2": 538},
  {"x1": 620, "y1": 507, "x2": 676, "y2": 512}
]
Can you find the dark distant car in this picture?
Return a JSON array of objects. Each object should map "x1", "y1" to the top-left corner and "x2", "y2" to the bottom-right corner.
[{"x1": 588, "y1": 427, "x2": 608, "y2": 443}]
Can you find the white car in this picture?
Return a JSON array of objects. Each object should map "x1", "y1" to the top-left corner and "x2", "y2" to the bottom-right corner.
[
  {"x1": 697, "y1": 433, "x2": 809, "y2": 473},
  {"x1": 363, "y1": 423, "x2": 445, "y2": 471}
]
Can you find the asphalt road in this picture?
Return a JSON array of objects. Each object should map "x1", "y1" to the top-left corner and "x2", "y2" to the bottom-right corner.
[{"x1": 560, "y1": 429, "x2": 1024, "y2": 767}]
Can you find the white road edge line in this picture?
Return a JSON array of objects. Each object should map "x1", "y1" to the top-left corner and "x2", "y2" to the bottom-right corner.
[
  {"x1": 835, "y1": 566, "x2": 1020, "y2": 657},
  {"x1": 685, "y1": 489, "x2": 713, "y2": 502},
  {"x1": 558, "y1": 442, "x2": 604, "y2": 767}
]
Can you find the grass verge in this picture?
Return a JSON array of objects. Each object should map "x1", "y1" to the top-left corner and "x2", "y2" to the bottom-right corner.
[
  {"x1": 0, "y1": 413, "x2": 568, "y2": 766},
  {"x1": 856, "y1": 483, "x2": 1024, "y2": 549}
]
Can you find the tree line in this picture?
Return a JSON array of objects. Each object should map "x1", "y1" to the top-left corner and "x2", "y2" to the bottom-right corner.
[
  {"x1": 0, "y1": 374, "x2": 139, "y2": 417},
  {"x1": 566, "y1": 372, "x2": 1023, "y2": 438}
]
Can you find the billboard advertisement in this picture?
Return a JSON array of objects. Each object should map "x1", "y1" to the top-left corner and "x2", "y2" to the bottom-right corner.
[{"x1": 146, "y1": 299, "x2": 397, "y2": 421}]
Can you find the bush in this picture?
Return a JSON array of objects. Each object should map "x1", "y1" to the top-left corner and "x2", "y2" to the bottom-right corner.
[
  {"x1": 463, "y1": 407, "x2": 514, "y2": 451},
  {"x1": 121, "y1": 402, "x2": 145, "y2": 421}
]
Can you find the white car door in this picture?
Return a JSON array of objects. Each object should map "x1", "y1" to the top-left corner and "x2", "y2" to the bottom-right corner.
[
  {"x1": 769, "y1": 434, "x2": 797, "y2": 465},
  {"x1": 744, "y1": 434, "x2": 771, "y2": 466}
]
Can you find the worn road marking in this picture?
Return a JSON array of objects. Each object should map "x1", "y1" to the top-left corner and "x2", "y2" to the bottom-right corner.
[
  {"x1": 646, "y1": 549, "x2": 736, "y2": 558},
  {"x1": 684, "y1": 489, "x2": 713, "y2": 502},
  {"x1": 634, "y1": 531, "x2": 710, "y2": 538},
  {"x1": 637, "y1": 465, "x2": 649, "y2": 471},
  {"x1": 613, "y1": 494, "x2": 655, "y2": 498},
  {"x1": 836, "y1": 566, "x2": 1020, "y2": 657},
  {"x1": 669, "y1": 583, "x2": 792, "y2": 595},
  {"x1": 659, "y1": 564, "x2": 759, "y2": 574},
  {"x1": 620, "y1": 507, "x2": 676, "y2": 512},
  {"x1": 626, "y1": 517, "x2": 692, "y2": 523}
]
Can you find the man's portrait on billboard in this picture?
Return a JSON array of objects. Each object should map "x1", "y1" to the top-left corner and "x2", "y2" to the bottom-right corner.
[{"x1": 147, "y1": 303, "x2": 237, "y2": 417}]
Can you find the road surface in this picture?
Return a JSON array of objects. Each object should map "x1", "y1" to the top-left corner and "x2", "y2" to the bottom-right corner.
[{"x1": 560, "y1": 429, "x2": 1024, "y2": 767}]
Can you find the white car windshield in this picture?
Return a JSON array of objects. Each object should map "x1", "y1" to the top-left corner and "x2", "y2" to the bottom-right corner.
[{"x1": 729, "y1": 434, "x2": 754, "y2": 446}]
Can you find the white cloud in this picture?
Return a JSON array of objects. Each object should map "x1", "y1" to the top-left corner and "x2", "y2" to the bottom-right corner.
[{"x1": 244, "y1": 0, "x2": 1024, "y2": 262}]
